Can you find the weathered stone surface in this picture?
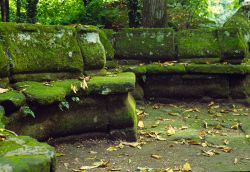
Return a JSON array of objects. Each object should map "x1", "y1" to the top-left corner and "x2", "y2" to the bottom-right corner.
[
  {"x1": 115, "y1": 28, "x2": 176, "y2": 60},
  {"x1": 0, "y1": 90, "x2": 26, "y2": 112},
  {"x1": 123, "y1": 63, "x2": 250, "y2": 75},
  {"x1": 0, "y1": 23, "x2": 83, "y2": 74},
  {"x1": 178, "y1": 29, "x2": 220, "y2": 59},
  {"x1": 144, "y1": 74, "x2": 230, "y2": 99},
  {"x1": 0, "y1": 43, "x2": 9, "y2": 77},
  {"x1": 12, "y1": 72, "x2": 81, "y2": 83},
  {"x1": 230, "y1": 75, "x2": 250, "y2": 99},
  {"x1": 7, "y1": 93, "x2": 137, "y2": 141},
  {"x1": 0, "y1": 132, "x2": 56, "y2": 172},
  {"x1": 76, "y1": 25, "x2": 106, "y2": 70},
  {"x1": 15, "y1": 72, "x2": 135, "y2": 105},
  {"x1": 218, "y1": 27, "x2": 248, "y2": 63}
]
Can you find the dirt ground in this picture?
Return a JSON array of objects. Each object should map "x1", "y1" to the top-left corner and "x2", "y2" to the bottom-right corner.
[{"x1": 52, "y1": 101, "x2": 250, "y2": 172}]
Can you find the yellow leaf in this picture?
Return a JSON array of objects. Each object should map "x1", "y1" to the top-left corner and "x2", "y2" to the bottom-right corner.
[
  {"x1": 246, "y1": 135, "x2": 250, "y2": 139},
  {"x1": 231, "y1": 123, "x2": 239, "y2": 130},
  {"x1": 71, "y1": 84, "x2": 78, "y2": 94},
  {"x1": 80, "y1": 79, "x2": 88, "y2": 90},
  {"x1": 106, "y1": 146, "x2": 117, "y2": 152},
  {"x1": 138, "y1": 120, "x2": 144, "y2": 128},
  {"x1": 151, "y1": 154, "x2": 162, "y2": 160},
  {"x1": 0, "y1": 88, "x2": 9, "y2": 94},
  {"x1": 234, "y1": 158, "x2": 238, "y2": 165},
  {"x1": 182, "y1": 162, "x2": 191, "y2": 172},
  {"x1": 166, "y1": 125, "x2": 176, "y2": 136}
]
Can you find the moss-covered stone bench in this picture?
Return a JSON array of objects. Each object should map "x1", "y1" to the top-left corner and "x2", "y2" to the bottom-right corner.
[{"x1": 0, "y1": 22, "x2": 136, "y2": 171}]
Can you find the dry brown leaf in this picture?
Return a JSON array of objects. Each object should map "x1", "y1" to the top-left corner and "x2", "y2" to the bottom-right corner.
[
  {"x1": 80, "y1": 160, "x2": 109, "y2": 170},
  {"x1": 80, "y1": 79, "x2": 88, "y2": 90},
  {"x1": 224, "y1": 139, "x2": 229, "y2": 145},
  {"x1": 151, "y1": 154, "x2": 162, "y2": 160},
  {"x1": 182, "y1": 162, "x2": 191, "y2": 172},
  {"x1": 188, "y1": 140, "x2": 200, "y2": 145},
  {"x1": 234, "y1": 158, "x2": 238, "y2": 165},
  {"x1": 231, "y1": 123, "x2": 239, "y2": 130}
]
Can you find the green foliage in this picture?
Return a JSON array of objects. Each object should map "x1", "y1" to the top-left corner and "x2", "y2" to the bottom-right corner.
[
  {"x1": 59, "y1": 101, "x2": 70, "y2": 111},
  {"x1": 20, "y1": 106, "x2": 35, "y2": 118}
]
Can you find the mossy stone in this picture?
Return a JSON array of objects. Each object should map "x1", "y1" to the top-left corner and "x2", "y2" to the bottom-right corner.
[
  {"x1": 217, "y1": 27, "x2": 248, "y2": 63},
  {"x1": 76, "y1": 25, "x2": 106, "y2": 70},
  {"x1": 185, "y1": 64, "x2": 250, "y2": 74},
  {"x1": 0, "y1": 90, "x2": 26, "y2": 108},
  {"x1": 0, "y1": 22, "x2": 83, "y2": 74},
  {"x1": 99, "y1": 29, "x2": 115, "y2": 60},
  {"x1": 0, "y1": 43, "x2": 9, "y2": 77},
  {"x1": 177, "y1": 28, "x2": 220, "y2": 59},
  {"x1": 12, "y1": 72, "x2": 81, "y2": 82},
  {"x1": 115, "y1": 28, "x2": 176, "y2": 60},
  {"x1": 15, "y1": 81, "x2": 67, "y2": 105},
  {"x1": 0, "y1": 77, "x2": 9, "y2": 88},
  {"x1": 0, "y1": 134, "x2": 55, "y2": 172}
]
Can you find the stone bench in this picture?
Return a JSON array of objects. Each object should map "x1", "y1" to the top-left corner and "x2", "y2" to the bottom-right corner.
[{"x1": 0, "y1": 23, "x2": 136, "y2": 172}]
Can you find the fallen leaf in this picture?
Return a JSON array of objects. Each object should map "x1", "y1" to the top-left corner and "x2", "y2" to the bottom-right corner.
[
  {"x1": 0, "y1": 88, "x2": 9, "y2": 94},
  {"x1": 89, "y1": 151, "x2": 97, "y2": 154},
  {"x1": 224, "y1": 139, "x2": 229, "y2": 145},
  {"x1": 56, "y1": 153, "x2": 65, "y2": 157},
  {"x1": 231, "y1": 123, "x2": 239, "y2": 130},
  {"x1": 106, "y1": 146, "x2": 118, "y2": 152},
  {"x1": 151, "y1": 154, "x2": 162, "y2": 160},
  {"x1": 166, "y1": 125, "x2": 176, "y2": 136},
  {"x1": 182, "y1": 162, "x2": 191, "y2": 172},
  {"x1": 71, "y1": 84, "x2": 78, "y2": 94},
  {"x1": 80, "y1": 160, "x2": 109, "y2": 170},
  {"x1": 138, "y1": 120, "x2": 144, "y2": 128},
  {"x1": 246, "y1": 135, "x2": 250, "y2": 139},
  {"x1": 234, "y1": 158, "x2": 238, "y2": 165}
]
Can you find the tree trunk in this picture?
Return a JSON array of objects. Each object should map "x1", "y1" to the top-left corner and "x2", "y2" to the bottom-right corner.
[
  {"x1": 1, "y1": 0, "x2": 9, "y2": 22},
  {"x1": 16, "y1": 0, "x2": 21, "y2": 22},
  {"x1": 142, "y1": 0, "x2": 167, "y2": 28},
  {"x1": 27, "y1": 0, "x2": 39, "y2": 23},
  {"x1": 127, "y1": 0, "x2": 140, "y2": 27}
]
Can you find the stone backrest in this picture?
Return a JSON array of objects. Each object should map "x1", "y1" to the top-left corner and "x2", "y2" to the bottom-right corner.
[
  {"x1": 114, "y1": 27, "x2": 249, "y2": 64},
  {"x1": 0, "y1": 23, "x2": 110, "y2": 83}
]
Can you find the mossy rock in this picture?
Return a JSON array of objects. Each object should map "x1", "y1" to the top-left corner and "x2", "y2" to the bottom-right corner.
[
  {"x1": 0, "y1": 133, "x2": 55, "y2": 172},
  {"x1": 76, "y1": 25, "x2": 106, "y2": 70},
  {"x1": 15, "y1": 72, "x2": 136, "y2": 105},
  {"x1": 12, "y1": 72, "x2": 81, "y2": 82},
  {"x1": 0, "y1": 22, "x2": 83, "y2": 74},
  {"x1": 15, "y1": 81, "x2": 68, "y2": 105},
  {"x1": 177, "y1": 28, "x2": 220, "y2": 59},
  {"x1": 217, "y1": 27, "x2": 248, "y2": 63},
  {"x1": 185, "y1": 64, "x2": 250, "y2": 74},
  {"x1": 0, "y1": 43, "x2": 9, "y2": 77},
  {"x1": 115, "y1": 28, "x2": 176, "y2": 60},
  {"x1": 0, "y1": 90, "x2": 26, "y2": 109},
  {"x1": 0, "y1": 77, "x2": 9, "y2": 88},
  {"x1": 99, "y1": 29, "x2": 115, "y2": 60}
]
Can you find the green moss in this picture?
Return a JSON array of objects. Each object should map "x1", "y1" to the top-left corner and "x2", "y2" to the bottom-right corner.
[
  {"x1": 99, "y1": 29, "x2": 115, "y2": 60},
  {"x1": 115, "y1": 28, "x2": 176, "y2": 60},
  {"x1": 146, "y1": 63, "x2": 186, "y2": 74},
  {"x1": 218, "y1": 27, "x2": 248, "y2": 63},
  {"x1": 15, "y1": 81, "x2": 67, "y2": 105},
  {"x1": 108, "y1": 93, "x2": 137, "y2": 130},
  {"x1": 0, "y1": 43, "x2": 9, "y2": 77},
  {"x1": 76, "y1": 26, "x2": 106, "y2": 70},
  {"x1": 0, "y1": 90, "x2": 26, "y2": 108},
  {"x1": 179, "y1": 58, "x2": 221, "y2": 64},
  {"x1": 12, "y1": 72, "x2": 81, "y2": 82},
  {"x1": 14, "y1": 72, "x2": 135, "y2": 105},
  {"x1": 177, "y1": 28, "x2": 220, "y2": 59},
  {"x1": 0, "y1": 77, "x2": 9, "y2": 88},
  {"x1": 185, "y1": 64, "x2": 250, "y2": 74},
  {"x1": 0, "y1": 22, "x2": 83, "y2": 74},
  {"x1": 0, "y1": 135, "x2": 55, "y2": 172}
]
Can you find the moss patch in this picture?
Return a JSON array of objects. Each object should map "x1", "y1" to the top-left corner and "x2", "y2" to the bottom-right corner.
[
  {"x1": 0, "y1": 22, "x2": 83, "y2": 74},
  {"x1": 0, "y1": 106, "x2": 5, "y2": 128},
  {"x1": 0, "y1": 134, "x2": 55, "y2": 172},
  {"x1": 0, "y1": 43, "x2": 9, "y2": 77},
  {"x1": 115, "y1": 28, "x2": 176, "y2": 60},
  {"x1": 218, "y1": 27, "x2": 248, "y2": 63},
  {"x1": 76, "y1": 25, "x2": 106, "y2": 70},
  {"x1": 177, "y1": 28, "x2": 220, "y2": 59},
  {"x1": 0, "y1": 90, "x2": 26, "y2": 108},
  {"x1": 15, "y1": 81, "x2": 67, "y2": 105}
]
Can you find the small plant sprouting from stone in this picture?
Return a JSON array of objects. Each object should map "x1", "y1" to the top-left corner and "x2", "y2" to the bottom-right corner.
[
  {"x1": 59, "y1": 101, "x2": 70, "y2": 111},
  {"x1": 71, "y1": 96, "x2": 80, "y2": 103},
  {"x1": 20, "y1": 106, "x2": 35, "y2": 118}
]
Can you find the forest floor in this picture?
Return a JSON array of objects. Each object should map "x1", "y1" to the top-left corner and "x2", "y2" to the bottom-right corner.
[{"x1": 53, "y1": 101, "x2": 250, "y2": 172}]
